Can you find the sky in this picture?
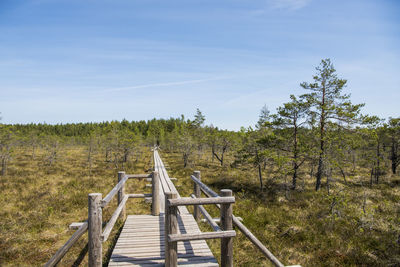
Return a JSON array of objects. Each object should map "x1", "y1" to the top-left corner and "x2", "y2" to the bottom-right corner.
[{"x1": 0, "y1": 0, "x2": 399, "y2": 130}]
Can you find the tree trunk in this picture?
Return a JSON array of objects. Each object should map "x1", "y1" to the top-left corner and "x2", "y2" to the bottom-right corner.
[
  {"x1": 211, "y1": 143, "x2": 216, "y2": 163},
  {"x1": 255, "y1": 147, "x2": 263, "y2": 192},
  {"x1": 376, "y1": 142, "x2": 380, "y2": 184},
  {"x1": 370, "y1": 167, "x2": 374, "y2": 187},
  {"x1": 292, "y1": 163, "x2": 298, "y2": 190},
  {"x1": 316, "y1": 152, "x2": 324, "y2": 191},
  {"x1": 391, "y1": 140, "x2": 398, "y2": 175},
  {"x1": 258, "y1": 163, "x2": 263, "y2": 192},
  {"x1": 212, "y1": 145, "x2": 227, "y2": 167},
  {"x1": 292, "y1": 122, "x2": 298, "y2": 190},
  {"x1": 183, "y1": 152, "x2": 188, "y2": 168},
  {"x1": 316, "y1": 83, "x2": 326, "y2": 191},
  {"x1": 339, "y1": 166, "x2": 347, "y2": 184}
]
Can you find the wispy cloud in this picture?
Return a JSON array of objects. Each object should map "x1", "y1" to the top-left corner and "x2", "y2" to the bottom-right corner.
[
  {"x1": 102, "y1": 77, "x2": 228, "y2": 92},
  {"x1": 268, "y1": 0, "x2": 312, "y2": 10}
]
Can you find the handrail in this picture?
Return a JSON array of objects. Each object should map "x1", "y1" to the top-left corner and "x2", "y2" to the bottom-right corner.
[
  {"x1": 127, "y1": 193, "x2": 152, "y2": 198},
  {"x1": 101, "y1": 173, "x2": 152, "y2": 208},
  {"x1": 165, "y1": 190, "x2": 235, "y2": 267},
  {"x1": 167, "y1": 196, "x2": 235, "y2": 206},
  {"x1": 102, "y1": 195, "x2": 129, "y2": 242},
  {"x1": 44, "y1": 222, "x2": 88, "y2": 267},
  {"x1": 190, "y1": 173, "x2": 286, "y2": 267},
  {"x1": 190, "y1": 194, "x2": 220, "y2": 231},
  {"x1": 101, "y1": 174, "x2": 129, "y2": 208},
  {"x1": 126, "y1": 174, "x2": 151, "y2": 178},
  {"x1": 168, "y1": 230, "x2": 236, "y2": 242},
  {"x1": 44, "y1": 170, "x2": 158, "y2": 267}
]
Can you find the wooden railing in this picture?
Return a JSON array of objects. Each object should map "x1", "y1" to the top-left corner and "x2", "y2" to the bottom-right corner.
[
  {"x1": 165, "y1": 190, "x2": 236, "y2": 267},
  {"x1": 44, "y1": 170, "x2": 160, "y2": 267},
  {"x1": 190, "y1": 170, "x2": 300, "y2": 267}
]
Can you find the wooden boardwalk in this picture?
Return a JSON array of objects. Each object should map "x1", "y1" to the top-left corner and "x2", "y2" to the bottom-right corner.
[
  {"x1": 153, "y1": 150, "x2": 189, "y2": 214},
  {"x1": 109, "y1": 150, "x2": 218, "y2": 266},
  {"x1": 46, "y1": 148, "x2": 297, "y2": 267}
]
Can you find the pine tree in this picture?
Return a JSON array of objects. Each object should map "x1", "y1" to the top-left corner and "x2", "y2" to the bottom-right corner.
[
  {"x1": 273, "y1": 95, "x2": 309, "y2": 189},
  {"x1": 301, "y1": 59, "x2": 364, "y2": 190}
]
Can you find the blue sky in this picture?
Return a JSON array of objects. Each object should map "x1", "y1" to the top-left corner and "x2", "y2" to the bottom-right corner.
[{"x1": 0, "y1": 0, "x2": 399, "y2": 130}]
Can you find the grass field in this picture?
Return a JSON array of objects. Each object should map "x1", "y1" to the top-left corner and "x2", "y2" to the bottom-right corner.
[
  {"x1": 163, "y1": 151, "x2": 400, "y2": 266},
  {"x1": 0, "y1": 146, "x2": 153, "y2": 266},
  {"x1": 1, "y1": 147, "x2": 400, "y2": 266}
]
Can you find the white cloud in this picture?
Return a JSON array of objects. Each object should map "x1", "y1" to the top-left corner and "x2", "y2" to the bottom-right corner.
[
  {"x1": 102, "y1": 77, "x2": 228, "y2": 92},
  {"x1": 268, "y1": 0, "x2": 312, "y2": 10}
]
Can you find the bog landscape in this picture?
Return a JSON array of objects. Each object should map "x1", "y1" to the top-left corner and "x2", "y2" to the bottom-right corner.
[
  {"x1": 1, "y1": 1, "x2": 399, "y2": 266},
  {"x1": 1, "y1": 59, "x2": 400, "y2": 266}
]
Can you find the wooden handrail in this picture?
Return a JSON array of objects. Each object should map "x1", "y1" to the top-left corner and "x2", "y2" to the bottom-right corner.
[
  {"x1": 165, "y1": 190, "x2": 235, "y2": 267},
  {"x1": 127, "y1": 193, "x2": 152, "y2": 198},
  {"x1": 167, "y1": 196, "x2": 235, "y2": 206},
  {"x1": 43, "y1": 222, "x2": 88, "y2": 267},
  {"x1": 168, "y1": 230, "x2": 236, "y2": 242},
  {"x1": 101, "y1": 195, "x2": 129, "y2": 242},
  {"x1": 190, "y1": 194, "x2": 220, "y2": 231},
  {"x1": 190, "y1": 172, "x2": 286, "y2": 267},
  {"x1": 45, "y1": 170, "x2": 157, "y2": 267},
  {"x1": 101, "y1": 174, "x2": 129, "y2": 208},
  {"x1": 126, "y1": 174, "x2": 151, "y2": 178}
]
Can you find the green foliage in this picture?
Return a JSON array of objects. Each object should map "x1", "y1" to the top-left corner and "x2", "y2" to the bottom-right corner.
[
  {"x1": 193, "y1": 108, "x2": 206, "y2": 128},
  {"x1": 300, "y1": 58, "x2": 365, "y2": 190}
]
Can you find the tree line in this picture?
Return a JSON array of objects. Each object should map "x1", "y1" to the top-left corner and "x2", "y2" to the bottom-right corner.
[{"x1": 1, "y1": 59, "x2": 399, "y2": 192}]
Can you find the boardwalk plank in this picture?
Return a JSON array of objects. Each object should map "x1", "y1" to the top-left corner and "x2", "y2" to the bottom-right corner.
[{"x1": 108, "y1": 149, "x2": 217, "y2": 266}]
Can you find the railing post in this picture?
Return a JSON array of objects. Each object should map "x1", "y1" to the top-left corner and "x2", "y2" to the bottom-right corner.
[
  {"x1": 165, "y1": 192, "x2": 178, "y2": 267},
  {"x1": 88, "y1": 193, "x2": 102, "y2": 267},
  {"x1": 118, "y1": 171, "x2": 126, "y2": 221},
  {"x1": 220, "y1": 189, "x2": 233, "y2": 267},
  {"x1": 193, "y1": 170, "x2": 201, "y2": 221},
  {"x1": 152, "y1": 171, "x2": 160, "y2": 216}
]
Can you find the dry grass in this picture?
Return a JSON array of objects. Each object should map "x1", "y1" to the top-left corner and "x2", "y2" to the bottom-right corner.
[
  {"x1": 0, "y1": 146, "x2": 152, "y2": 266},
  {"x1": 1, "y1": 147, "x2": 400, "y2": 266},
  {"x1": 163, "y1": 150, "x2": 400, "y2": 267}
]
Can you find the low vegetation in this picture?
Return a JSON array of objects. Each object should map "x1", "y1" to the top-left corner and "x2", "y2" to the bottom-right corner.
[
  {"x1": 0, "y1": 59, "x2": 399, "y2": 266},
  {"x1": 0, "y1": 146, "x2": 152, "y2": 266},
  {"x1": 165, "y1": 151, "x2": 400, "y2": 266}
]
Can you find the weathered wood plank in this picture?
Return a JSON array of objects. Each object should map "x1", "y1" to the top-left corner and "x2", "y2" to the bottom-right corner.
[
  {"x1": 109, "y1": 214, "x2": 217, "y2": 267},
  {"x1": 110, "y1": 256, "x2": 217, "y2": 263},
  {"x1": 127, "y1": 193, "x2": 152, "y2": 198},
  {"x1": 126, "y1": 174, "x2": 152, "y2": 178},
  {"x1": 168, "y1": 196, "x2": 235, "y2": 207},
  {"x1": 169, "y1": 230, "x2": 236, "y2": 242},
  {"x1": 111, "y1": 250, "x2": 214, "y2": 258},
  {"x1": 68, "y1": 221, "x2": 86, "y2": 230},
  {"x1": 109, "y1": 150, "x2": 217, "y2": 267}
]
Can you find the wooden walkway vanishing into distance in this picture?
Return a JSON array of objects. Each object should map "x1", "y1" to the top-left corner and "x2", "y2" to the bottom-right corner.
[
  {"x1": 45, "y1": 147, "x2": 299, "y2": 267},
  {"x1": 108, "y1": 150, "x2": 218, "y2": 266}
]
